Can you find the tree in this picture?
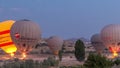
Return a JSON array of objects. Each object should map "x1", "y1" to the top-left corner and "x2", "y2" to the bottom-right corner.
[
  {"x1": 74, "y1": 39, "x2": 85, "y2": 61},
  {"x1": 58, "y1": 44, "x2": 65, "y2": 61},
  {"x1": 58, "y1": 50, "x2": 63, "y2": 61},
  {"x1": 84, "y1": 53, "x2": 114, "y2": 68}
]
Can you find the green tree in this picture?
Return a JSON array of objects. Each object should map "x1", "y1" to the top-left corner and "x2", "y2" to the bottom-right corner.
[
  {"x1": 58, "y1": 44, "x2": 65, "y2": 61},
  {"x1": 84, "y1": 53, "x2": 114, "y2": 68},
  {"x1": 114, "y1": 59, "x2": 120, "y2": 65},
  {"x1": 74, "y1": 39, "x2": 85, "y2": 61},
  {"x1": 58, "y1": 50, "x2": 63, "y2": 61},
  {"x1": 61, "y1": 44, "x2": 66, "y2": 52}
]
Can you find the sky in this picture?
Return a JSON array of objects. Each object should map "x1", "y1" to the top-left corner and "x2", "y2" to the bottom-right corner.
[{"x1": 0, "y1": 0, "x2": 120, "y2": 39}]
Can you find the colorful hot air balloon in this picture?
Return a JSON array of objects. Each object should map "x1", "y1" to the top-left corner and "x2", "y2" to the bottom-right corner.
[
  {"x1": 10, "y1": 19, "x2": 41, "y2": 58},
  {"x1": 47, "y1": 36, "x2": 63, "y2": 55},
  {"x1": 100, "y1": 24, "x2": 120, "y2": 57},
  {"x1": 0, "y1": 20, "x2": 17, "y2": 57},
  {"x1": 91, "y1": 34, "x2": 105, "y2": 54}
]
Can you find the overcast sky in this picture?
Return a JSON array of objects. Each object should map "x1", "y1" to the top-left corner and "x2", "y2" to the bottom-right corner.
[{"x1": 0, "y1": 0, "x2": 120, "y2": 39}]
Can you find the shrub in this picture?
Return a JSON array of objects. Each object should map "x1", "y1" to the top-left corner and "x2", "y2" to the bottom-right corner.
[
  {"x1": 84, "y1": 53, "x2": 114, "y2": 68},
  {"x1": 60, "y1": 65, "x2": 86, "y2": 68},
  {"x1": 42, "y1": 56, "x2": 59, "y2": 67},
  {"x1": 114, "y1": 59, "x2": 120, "y2": 65},
  {"x1": 0, "y1": 57, "x2": 59, "y2": 68}
]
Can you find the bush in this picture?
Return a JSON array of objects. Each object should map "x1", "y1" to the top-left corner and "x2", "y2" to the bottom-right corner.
[
  {"x1": 84, "y1": 53, "x2": 114, "y2": 68},
  {"x1": 0, "y1": 56, "x2": 59, "y2": 68},
  {"x1": 114, "y1": 59, "x2": 120, "y2": 65},
  {"x1": 60, "y1": 65, "x2": 86, "y2": 68}
]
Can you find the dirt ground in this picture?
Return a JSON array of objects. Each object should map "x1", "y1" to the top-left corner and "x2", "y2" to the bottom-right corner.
[{"x1": 0, "y1": 54, "x2": 84, "y2": 66}]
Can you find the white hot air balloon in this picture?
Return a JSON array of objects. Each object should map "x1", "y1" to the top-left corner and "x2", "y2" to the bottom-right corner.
[
  {"x1": 10, "y1": 19, "x2": 41, "y2": 58},
  {"x1": 47, "y1": 36, "x2": 63, "y2": 55},
  {"x1": 100, "y1": 24, "x2": 120, "y2": 57},
  {"x1": 91, "y1": 34, "x2": 105, "y2": 54}
]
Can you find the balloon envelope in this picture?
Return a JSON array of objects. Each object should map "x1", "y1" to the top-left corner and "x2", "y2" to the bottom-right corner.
[
  {"x1": 91, "y1": 34, "x2": 105, "y2": 53},
  {"x1": 100, "y1": 24, "x2": 120, "y2": 53},
  {"x1": 10, "y1": 19, "x2": 41, "y2": 53},
  {"x1": 47, "y1": 36, "x2": 63, "y2": 55},
  {"x1": 0, "y1": 20, "x2": 17, "y2": 54}
]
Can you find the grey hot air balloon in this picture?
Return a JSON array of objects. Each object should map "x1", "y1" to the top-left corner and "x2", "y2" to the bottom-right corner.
[
  {"x1": 100, "y1": 24, "x2": 120, "y2": 53},
  {"x1": 91, "y1": 34, "x2": 105, "y2": 54},
  {"x1": 47, "y1": 36, "x2": 63, "y2": 55},
  {"x1": 10, "y1": 19, "x2": 41, "y2": 54}
]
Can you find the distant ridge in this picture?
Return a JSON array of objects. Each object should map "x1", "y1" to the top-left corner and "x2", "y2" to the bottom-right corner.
[{"x1": 65, "y1": 37, "x2": 90, "y2": 43}]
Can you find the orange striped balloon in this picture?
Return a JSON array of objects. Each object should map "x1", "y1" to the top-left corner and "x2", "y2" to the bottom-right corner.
[{"x1": 0, "y1": 20, "x2": 17, "y2": 54}]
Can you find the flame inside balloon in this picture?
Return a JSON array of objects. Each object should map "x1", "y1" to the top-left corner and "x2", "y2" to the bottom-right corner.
[
  {"x1": 10, "y1": 52, "x2": 14, "y2": 57},
  {"x1": 22, "y1": 52, "x2": 26, "y2": 59},
  {"x1": 113, "y1": 51, "x2": 118, "y2": 58},
  {"x1": 109, "y1": 46, "x2": 119, "y2": 58}
]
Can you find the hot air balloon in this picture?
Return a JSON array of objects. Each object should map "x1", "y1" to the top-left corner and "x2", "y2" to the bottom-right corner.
[
  {"x1": 100, "y1": 24, "x2": 120, "y2": 57},
  {"x1": 0, "y1": 20, "x2": 17, "y2": 57},
  {"x1": 10, "y1": 19, "x2": 41, "y2": 58},
  {"x1": 91, "y1": 34, "x2": 105, "y2": 54},
  {"x1": 47, "y1": 36, "x2": 63, "y2": 55}
]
